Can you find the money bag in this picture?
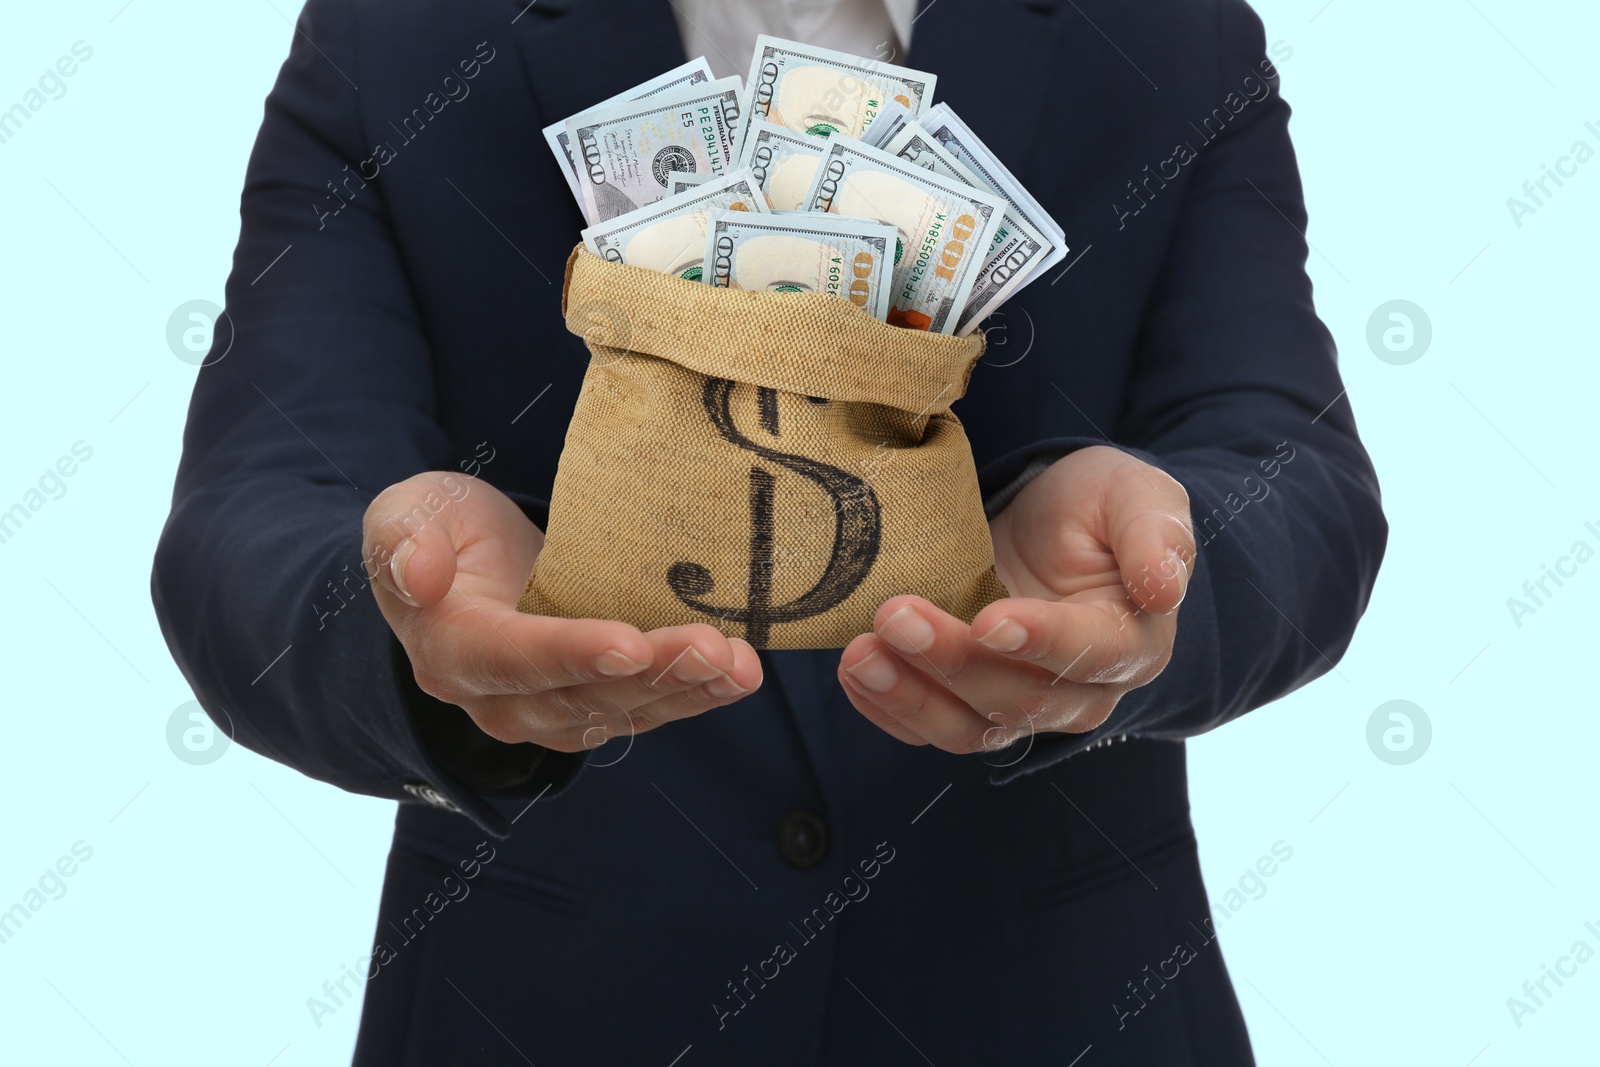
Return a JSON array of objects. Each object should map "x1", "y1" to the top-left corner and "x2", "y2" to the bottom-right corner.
[{"x1": 517, "y1": 245, "x2": 1009, "y2": 650}]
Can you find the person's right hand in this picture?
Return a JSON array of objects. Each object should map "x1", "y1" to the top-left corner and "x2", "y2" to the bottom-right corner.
[{"x1": 362, "y1": 472, "x2": 763, "y2": 753}]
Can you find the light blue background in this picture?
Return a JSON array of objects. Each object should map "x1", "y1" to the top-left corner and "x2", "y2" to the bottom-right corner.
[{"x1": 1, "y1": 1, "x2": 1595, "y2": 1064}]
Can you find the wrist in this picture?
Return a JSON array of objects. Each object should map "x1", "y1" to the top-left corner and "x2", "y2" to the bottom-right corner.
[{"x1": 393, "y1": 630, "x2": 548, "y2": 791}]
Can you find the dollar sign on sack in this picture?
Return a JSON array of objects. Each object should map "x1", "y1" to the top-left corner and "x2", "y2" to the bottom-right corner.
[{"x1": 666, "y1": 379, "x2": 881, "y2": 647}]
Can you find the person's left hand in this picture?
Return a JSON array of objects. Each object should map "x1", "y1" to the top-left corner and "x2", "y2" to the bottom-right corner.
[{"x1": 836, "y1": 445, "x2": 1196, "y2": 755}]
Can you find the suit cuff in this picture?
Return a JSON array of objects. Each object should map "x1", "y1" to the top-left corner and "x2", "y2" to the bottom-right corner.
[
  {"x1": 502, "y1": 488, "x2": 550, "y2": 532},
  {"x1": 977, "y1": 436, "x2": 1108, "y2": 517},
  {"x1": 983, "y1": 453, "x2": 1059, "y2": 519}
]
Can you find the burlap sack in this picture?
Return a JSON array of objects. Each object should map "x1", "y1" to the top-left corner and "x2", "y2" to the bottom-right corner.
[{"x1": 516, "y1": 245, "x2": 1009, "y2": 649}]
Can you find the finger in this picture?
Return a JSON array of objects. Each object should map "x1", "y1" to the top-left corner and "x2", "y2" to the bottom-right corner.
[
  {"x1": 363, "y1": 470, "x2": 544, "y2": 610},
  {"x1": 407, "y1": 598, "x2": 654, "y2": 704},
  {"x1": 839, "y1": 634, "x2": 997, "y2": 754},
  {"x1": 867, "y1": 595, "x2": 1136, "y2": 728},
  {"x1": 971, "y1": 595, "x2": 1173, "y2": 686},
  {"x1": 552, "y1": 625, "x2": 760, "y2": 715},
  {"x1": 492, "y1": 635, "x2": 767, "y2": 748},
  {"x1": 838, "y1": 633, "x2": 928, "y2": 742},
  {"x1": 1103, "y1": 467, "x2": 1195, "y2": 615},
  {"x1": 870, "y1": 594, "x2": 1057, "y2": 702},
  {"x1": 507, "y1": 635, "x2": 764, "y2": 748},
  {"x1": 838, "y1": 683, "x2": 930, "y2": 747},
  {"x1": 363, "y1": 472, "x2": 473, "y2": 608},
  {"x1": 832, "y1": 646, "x2": 934, "y2": 748},
  {"x1": 621, "y1": 636, "x2": 765, "y2": 730}
]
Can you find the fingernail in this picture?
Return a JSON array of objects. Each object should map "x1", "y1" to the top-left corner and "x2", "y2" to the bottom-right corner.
[
  {"x1": 976, "y1": 617, "x2": 1029, "y2": 653},
  {"x1": 672, "y1": 647, "x2": 723, "y2": 685},
  {"x1": 1163, "y1": 549, "x2": 1190, "y2": 614},
  {"x1": 704, "y1": 674, "x2": 748, "y2": 700},
  {"x1": 878, "y1": 606, "x2": 934, "y2": 654},
  {"x1": 1164, "y1": 550, "x2": 1190, "y2": 585},
  {"x1": 844, "y1": 650, "x2": 898, "y2": 693},
  {"x1": 389, "y1": 539, "x2": 419, "y2": 604},
  {"x1": 593, "y1": 649, "x2": 647, "y2": 678}
]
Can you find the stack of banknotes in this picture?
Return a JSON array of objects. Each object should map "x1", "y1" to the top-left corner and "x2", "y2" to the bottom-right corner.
[{"x1": 546, "y1": 36, "x2": 1067, "y2": 337}]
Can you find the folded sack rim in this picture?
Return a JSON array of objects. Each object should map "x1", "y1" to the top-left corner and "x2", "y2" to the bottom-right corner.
[{"x1": 559, "y1": 244, "x2": 988, "y2": 416}]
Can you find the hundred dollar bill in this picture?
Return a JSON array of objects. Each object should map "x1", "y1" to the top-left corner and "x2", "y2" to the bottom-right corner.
[
  {"x1": 567, "y1": 76, "x2": 743, "y2": 224},
  {"x1": 666, "y1": 170, "x2": 717, "y2": 195},
  {"x1": 859, "y1": 98, "x2": 918, "y2": 150},
  {"x1": 920, "y1": 103, "x2": 1068, "y2": 278},
  {"x1": 736, "y1": 120, "x2": 826, "y2": 210},
  {"x1": 583, "y1": 171, "x2": 769, "y2": 282},
  {"x1": 800, "y1": 135, "x2": 1005, "y2": 334},
  {"x1": 881, "y1": 125, "x2": 1056, "y2": 335},
  {"x1": 544, "y1": 58, "x2": 714, "y2": 208},
  {"x1": 705, "y1": 208, "x2": 896, "y2": 321},
  {"x1": 769, "y1": 210, "x2": 884, "y2": 223},
  {"x1": 745, "y1": 35, "x2": 936, "y2": 142}
]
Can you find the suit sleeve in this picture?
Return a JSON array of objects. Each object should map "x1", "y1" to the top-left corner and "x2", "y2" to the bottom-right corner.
[
  {"x1": 981, "y1": 0, "x2": 1388, "y2": 782},
  {"x1": 149, "y1": 0, "x2": 582, "y2": 838}
]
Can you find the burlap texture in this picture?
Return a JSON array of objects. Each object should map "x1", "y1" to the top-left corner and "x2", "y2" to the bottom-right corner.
[{"x1": 515, "y1": 245, "x2": 1009, "y2": 649}]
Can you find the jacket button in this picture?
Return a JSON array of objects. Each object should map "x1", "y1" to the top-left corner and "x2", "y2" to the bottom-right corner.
[{"x1": 778, "y1": 811, "x2": 828, "y2": 870}]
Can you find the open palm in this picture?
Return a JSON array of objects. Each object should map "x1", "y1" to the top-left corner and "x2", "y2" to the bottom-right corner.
[{"x1": 836, "y1": 446, "x2": 1196, "y2": 752}]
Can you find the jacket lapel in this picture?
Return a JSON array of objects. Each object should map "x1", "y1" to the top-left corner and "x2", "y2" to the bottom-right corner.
[
  {"x1": 907, "y1": 0, "x2": 1066, "y2": 187},
  {"x1": 509, "y1": 0, "x2": 689, "y2": 132}
]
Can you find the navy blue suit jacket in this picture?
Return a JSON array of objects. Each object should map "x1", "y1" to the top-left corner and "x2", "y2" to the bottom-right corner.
[{"x1": 152, "y1": 0, "x2": 1386, "y2": 1062}]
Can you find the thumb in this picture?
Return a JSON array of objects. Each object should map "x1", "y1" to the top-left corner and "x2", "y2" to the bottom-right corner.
[
  {"x1": 362, "y1": 473, "x2": 469, "y2": 609},
  {"x1": 1107, "y1": 464, "x2": 1196, "y2": 615}
]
